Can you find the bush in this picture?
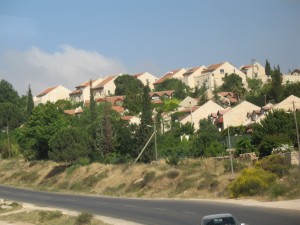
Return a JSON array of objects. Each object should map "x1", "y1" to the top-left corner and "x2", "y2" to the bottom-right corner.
[
  {"x1": 76, "y1": 212, "x2": 93, "y2": 225},
  {"x1": 39, "y1": 210, "x2": 63, "y2": 222},
  {"x1": 166, "y1": 169, "x2": 180, "y2": 179},
  {"x1": 223, "y1": 159, "x2": 247, "y2": 173},
  {"x1": 229, "y1": 168, "x2": 276, "y2": 197},
  {"x1": 256, "y1": 154, "x2": 290, "y2": 177}
]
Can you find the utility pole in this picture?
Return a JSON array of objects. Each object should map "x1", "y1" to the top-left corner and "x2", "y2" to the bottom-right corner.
[
  {"x1": 228, "y1": 126, "x2": 234, "y2": 176},
  {"x1": 154, "y1": 122, "x2": 157, "y2": 161},
  {"x1": 292, "y1": 101, "x2": 300, "y2": 168}
]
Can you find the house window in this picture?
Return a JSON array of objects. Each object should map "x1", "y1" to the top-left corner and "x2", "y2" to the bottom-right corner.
[
  {"x1": 108, "y1": 90, "x2": 111, "y2": 96},
  {"x1": 220, "y1": 69, "x2": 224, "y2": 74}
]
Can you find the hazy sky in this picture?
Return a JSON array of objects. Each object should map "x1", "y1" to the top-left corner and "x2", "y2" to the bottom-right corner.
[{"x1": 0, "y1": 0, "x2": 299, "y2": 95}]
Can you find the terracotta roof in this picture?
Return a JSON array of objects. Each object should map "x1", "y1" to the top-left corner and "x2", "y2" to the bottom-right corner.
[
  {"x1": 153, "y1": 69, "x2": 182, "y2": 85},
  {"x1": 183, "y1": 67, "x2": 202, "y2": 76},
  {"x1": 202, "y1": 62, "x2": 224, "y2": 73},
  {"x1": 151, "y1": 99, "x2": 163, "y2": 104},
  {"x1": 93, "y1": 76, "x2": 116, "y2": 90},
  {"x1": 69, "y1": 89, "x2": 82, "y2": 95},
  {"x1": 95, "y1": 96, "x2": 125, "y2": 105},
  {"x1": 149, "y1": 90, "x2": 175, "y2": 98},
  {"x1": 112, "y1": 105, "x2": 125, "y2": 113},
  {"x1": 241, "y1": 65, "x2": 252, "y2": 70},
  {"x1": 36, "y1": 86, "x2": 57, "y2": 97},
  {"x1": 121, "y1": 116, "x2": 134, "y2": 121},
  {"x1": 133, "y1": 73, "x2": 144, "y2": 78},
  {"x1": 64, "y1": 107, "x2": 83, "y2": 115},
  {"x1": 76, "y1": 80, "x2": 95, "y2": 88}
]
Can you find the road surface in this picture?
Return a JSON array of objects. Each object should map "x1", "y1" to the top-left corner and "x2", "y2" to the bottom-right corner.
[{"x1": 0, "y1": 185, "x2": 299, "y2": 225}]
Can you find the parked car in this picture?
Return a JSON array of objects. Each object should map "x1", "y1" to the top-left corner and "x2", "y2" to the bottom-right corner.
[{"x1": 200, "y1": 213, "x2": 247, "y2": 225}]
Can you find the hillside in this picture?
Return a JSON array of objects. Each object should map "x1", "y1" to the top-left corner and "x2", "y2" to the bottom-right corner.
[{"x1": 0, "y1": 158, "x2": 240, "y2": 199}]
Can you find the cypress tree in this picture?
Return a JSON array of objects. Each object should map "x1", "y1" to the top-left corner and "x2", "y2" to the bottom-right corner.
[
  {"x1": 265, "y1": 60, "x2": 271, "y2": 76},
  {"x1": 26, "y1": 85, "x2": 34, "y2": 117}
]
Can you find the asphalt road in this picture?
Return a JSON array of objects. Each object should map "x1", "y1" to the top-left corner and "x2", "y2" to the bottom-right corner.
[{"x1": 0, "y1": 185, "x2": 299, "y2": 225}]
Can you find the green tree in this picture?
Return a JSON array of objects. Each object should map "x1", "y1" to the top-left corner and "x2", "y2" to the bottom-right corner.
[
  {"x1": 221, "y1": 73, "x2": 246, "y2": 101},
  {"x1": 0, "y1": 103, "x2": 23, "y2": 130},
  {"x1": 234, "y1": 136, "x2": 256, "y2": 156},
  {"x1": 281, "y1": 82, "x2": 300, "y2": 99},
  {"x1": 26, "y1": 85, "x2": 34, "y2": 117},
  {"x1": 16, "y1": 102, "x2": 70, "y2": 159},
  {"x1": 0, "y1": 79, "x2": 20, "y2": 105},
  {"x1": 49, "y1": 127, "x2": 92, "y2": 164},
  {"x1": 115, "y1": 75, "x2": 144, "y2": 115},
  {"x1": 114, "y1": 74, "x2": 144, "y2": 95},
  {"x1": 204, "y1": 141, "x2": 226, "y2": 157},
  {"x1": 265, "y1": 59, "x2": 271, "y2": 76},
  {"x1": 136, "y1": 85, "x2": 154, "y2": 163},
  {"x1": 251, "y1": 110, "x2": 295, "y2": 157},
  {"x1": 246, "y1": 78, "x2": 263, "y2": 96},
  {"x1": 89, "y1": 79, "x2": 97, "y2": 122},
  {"x1": 154, "y1": 78, "x2": 190, "y2": 100},
  {"x1": 268, "y1": 65, "x2": 282, "y2": 103},
  {"x1": 191, "y1": 119, "x2": 222, "y2": 157}
]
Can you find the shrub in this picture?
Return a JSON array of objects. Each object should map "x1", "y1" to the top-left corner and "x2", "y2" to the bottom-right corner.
[
  {"x1": 228, "y1": 168, "x2": 276, "y2": 198},
  {"x1": 39, "y1": 210, "x2": 63, "y2": 222},
  {"x1": 256, "y1": 154, "x2": 290, "y2": 177},
  {"x1": 76, "y1": 212, "x2": 93, "y2": 225},
  {"x1": 223, "y1": 159, "x2": 247, "y2": 173},
  {"x1": 166, "y1": 169, "x2": 180, "y2": 179},
  {"x1": 176, "y1": 177, "x2": 197, "y2": 194},
  {"x1": 269, "y1": 183, "x2": 288, "y2": 199},
  {"x1": 197, "y1": 172, "x2": 219, "y2": 191}
]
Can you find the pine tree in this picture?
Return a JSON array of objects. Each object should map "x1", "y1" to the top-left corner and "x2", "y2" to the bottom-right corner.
[
  {"x1": 26, "y1": 85, "x2": 34, "y2": 117},
  {"x1": 269, "y1": 65, "x2": 282, "y2": 103},
  {"x1": 101, "y1": 103, "x2": 114, "y2": 155},
  {"x1": 89, "y1": 79, "x2": 96, "y2": 122},
  {"x1": 265, "y1": 60, "x2": 271, "y2": 76},
  {"x1": 136, "y1": 85, "x2": 154, "y2": 163}
]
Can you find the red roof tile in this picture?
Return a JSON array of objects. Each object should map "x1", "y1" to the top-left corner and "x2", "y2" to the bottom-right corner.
[
  {"x1": 112, "y1": 105, "x2": 125, "y2": 113},
  {"x1": 149, "y1": 90, "x2": 175, "y2": 98},
  {"x1": 93, "y1": 76, "x2": 116, "y2": 90},
  {"x1": 76, "y1": 80, "x2": 95, "y2": 88},
  {"x1": 69, "y1": 89, "x2": 83, "y2": 95},
  {"x1": 36, "y1": 86, "x2": 57, "y2": 97},
  {"x1": 202, "y1": 62, "x2": 224, "y2": 73}
]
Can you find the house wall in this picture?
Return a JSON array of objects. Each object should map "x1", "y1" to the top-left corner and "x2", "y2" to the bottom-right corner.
[
  {"x1": 242, "y1": 62, "x2": 266, "y2": 79},
  {"x1": 182, "y1": 67, "x2": 205, "y2": 89},
  {"x1": 179, "y1": 96, "x2": 198, "y2": 108},
  {"x1": 34, "y1": 85, "x2": 70, "y2": 106},
  {"x1": 201, "y1": 62, "x2": 247, "y2": 90},
  {"x1": 172, "y1": 68, "x2": 187, "y2": 80},
  {"x1": 136, "y1": 72, "x2": 157, "y2": 90},
  {"x1": 180, "y1": 100, "x2": 224, "y2": 130},
  {"x1": 223, "y1": 101, "x2": 260, "y2": 128},
  {"x1": 282, "y1": 75, "x2": 300, "y2": 84}
]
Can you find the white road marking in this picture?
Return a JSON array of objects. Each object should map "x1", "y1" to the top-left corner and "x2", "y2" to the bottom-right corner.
[
  {"x1": 125, "y1": 204, "x2": 137, "y2": 208},
  {"x1": 183, "y1": 211, "x2": 196, "y2": 214}
]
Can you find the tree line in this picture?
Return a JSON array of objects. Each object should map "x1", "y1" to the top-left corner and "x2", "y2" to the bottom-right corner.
[{"x1": 0, "y1": 60, "x2": 300, "y2": 165}]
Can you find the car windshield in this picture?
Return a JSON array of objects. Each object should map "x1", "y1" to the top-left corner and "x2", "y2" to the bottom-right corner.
[{"x1": 203, "y1": 216, "x2": 238, "y2": 225}]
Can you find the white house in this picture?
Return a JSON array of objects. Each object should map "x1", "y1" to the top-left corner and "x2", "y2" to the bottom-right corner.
[
  {"x1": 34, "y1": 85, "x2": 70, "y2": 106},
  {"x1": 179, "y1": 96, "x2": 198, "y2": 109},
  {"x1": 69, "y1": 78, "x2": 103, "y2": 103},
  {"x1": 182, "y1": 66, "x2": 205, "y2": 89},
  {"x1": 240, "y1": 61, "x2": 266, "y2": 79},
  {"x1": 133, "y1": 72, "x2": 157, "y2": 90},
  {"x1": 153, "y1": 68, "x2": 186, "y2": 87},
  {"x1": 92, "y1": 75, "x2": 118, "y2": 98},
  {"x1": 195, "y1": 62, "x2": 247, "y2": 91},
  {"x1": 180, "y1": 100, "x2": 224, "y2": 130}
]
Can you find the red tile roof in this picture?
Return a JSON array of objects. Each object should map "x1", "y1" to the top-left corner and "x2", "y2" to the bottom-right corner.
[
  {"x1": 149, "y1": 90, "x2": 175, "y2": 98},
  {"x1": 36, "y1": 86, "x2": 57, "y2": 97},
  {"x1": 64, "y1": 107, "x2": 83, "y2": 115},
  {"x1": 95, "y1": 96, "x2": 125, "y2": 105},
  {"x1": 153, "y1": 69, "x2": 182, "y2": 85},
  {"x1": 133, "y1": 73, "x2": 144, "y2": 78},
  {"x1": 93, "y1": 76, "x2": 116, "y2": 90},
  {"x1": 183, "y1": 67, "x2": 202, "y2": 76},
  {"x1": 202, "y1": 62, "x2": 224, "y2": 73},
  {"x1": 112, "y1": 105, "x2": 125, "y2": 113},
  {"x1": 69, "y1": 89, "x2": 82, "y2": 95},
  {"x1": 151, "y1": 99, "x2": 163, "y2": 104},
  {"x1": 76, "y1": 80, "x2": 95, "y2": 88}
]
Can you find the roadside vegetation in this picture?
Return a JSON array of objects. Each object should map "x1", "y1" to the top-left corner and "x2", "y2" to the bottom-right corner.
[
  {"x1": 0, "y1": 60, "x2": 300, "y2": 202},
  {"x1": 0, "y1": 200, "x2": 110, "y2": 225}
]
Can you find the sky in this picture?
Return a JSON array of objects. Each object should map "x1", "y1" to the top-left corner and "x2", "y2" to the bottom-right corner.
[{"x1": 0, "y1": 0, "x2": 299, "y2": 96}]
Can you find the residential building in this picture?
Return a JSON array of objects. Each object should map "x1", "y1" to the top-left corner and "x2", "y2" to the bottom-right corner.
[
  {"x1": 273, "y1": 95, "x2": 300, "y2": 111},
  {"x1": 69, "y1": 78, "x2": 103, "y2": 103},
  {"x1": 179, "y1": 96, "x2": 198, "y2": 109},
  {"x1": 182, "y1": 66, "x2": 205, "y2": 89},
  {"x1": 240, "y1": 61, "x2": 266, "y2": 79},
  {"x1": 195, "y1": 62, "x2": 247, "y2": 91},
  {"x1": 153, "y1": 68, "x2": 186, "y2": 87},
  {"x1": 133, "y1": 72, "x2": 157, "y2": 90},
  {"x1": 92, "y1": 75, "x2": 118, "y2": 98},
  {"x1": 220, "y1": 101, "x2": 260, "y2": 129},
  {"x1": 179, "y1": 100, "x2": 224, "y2": 130},
  {"x1": 149, "y1": 90, "x2": 175, "y2": 101},
  {"x1": 34, "y1": 85, "x2": 70, "y2": 106}
]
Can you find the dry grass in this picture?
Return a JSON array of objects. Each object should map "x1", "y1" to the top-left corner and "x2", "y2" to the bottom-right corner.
[{"x1": 0, "y1": 158, "x2": 249, "y2": 199}]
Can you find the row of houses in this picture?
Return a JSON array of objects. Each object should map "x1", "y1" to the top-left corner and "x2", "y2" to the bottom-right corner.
[{"x1": 33, "y1": 60, "x2": 300, "y2": 106}]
